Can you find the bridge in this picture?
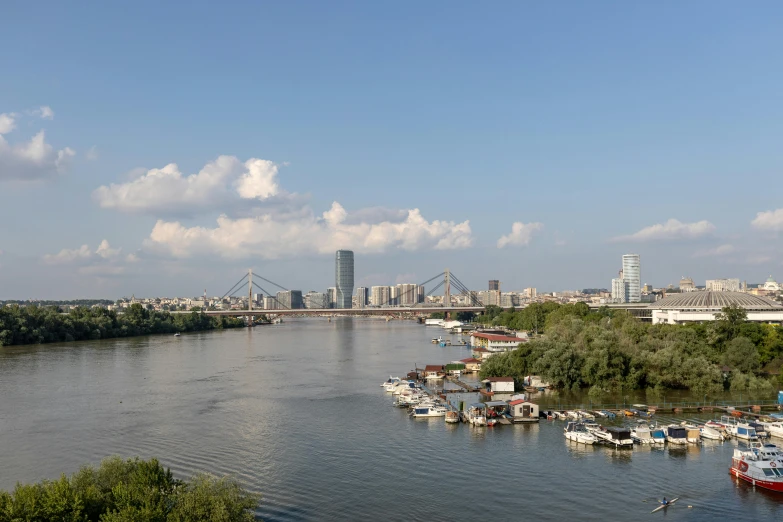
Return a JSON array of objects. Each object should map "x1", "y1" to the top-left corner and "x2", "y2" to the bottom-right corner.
[{"x1": 194, "y1": 267, "x2": 485, "y2": 318}]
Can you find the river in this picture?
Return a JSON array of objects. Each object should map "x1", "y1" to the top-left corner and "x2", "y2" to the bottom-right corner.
[{"x1": 0, "y1": 318, "x2": 781, "y2": 520}]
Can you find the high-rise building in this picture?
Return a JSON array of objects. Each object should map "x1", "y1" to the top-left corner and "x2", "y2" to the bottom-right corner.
[
  {"x1": 370, "y1": 286, "x2": 391, "y2": 307},
  {"x1": 263, "y1": 296, "x2": 277, "y2": 310},
  {"x1": 523, "y1": 287, "x2": 537, "y2": 299},
  {"x1": 355, "y1": 287, "x2": 368, "y2": 308},
  {"x1": 396, "y1": 283, "x2": 418, "y2": 306},
  {"x1": 621, "y1": 254, "x2": 641, "y2": 303},
  {"x1": 489, "y1": 280, "x2": 500, "y2": 291},
  {"x1": 276, "y1": 290, "x2": 303, "y2": 309},
  {"x1": 389, "y1": 286, "x2": 399, "y2": 306},
  {"x1": 335, "y1": 250, "x2": 354, "y2": 309},
  {"x1": 417, "y1": 285, "x2": 425, "y2": 304},
  {"x1": 304, "y1": 291, "x2": 328, "y2": 309},
  {"x1": 326, "y1": 287, "x2": 337, "y2": 308}
]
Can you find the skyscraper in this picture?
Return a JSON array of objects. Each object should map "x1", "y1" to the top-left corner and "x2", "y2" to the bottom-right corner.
[
  {"x1": 622, "y1": 254, "x2": 641, "y2": 303},
  {"x1": 489, "y1": 280, "x2": 500, "y2": 291},
  {"x1": 355, "y1": 287, "x2": 368, "y2": 308},
  {"x1": 335, "y1": 250, "x2": 354, "y2": 309}
]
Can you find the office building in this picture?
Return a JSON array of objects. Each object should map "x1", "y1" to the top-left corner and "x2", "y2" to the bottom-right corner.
[
  {"x1": 622, "y1": 254, "x2": 641, "y2": 303},
  {"x1": 335, "y1": 250, "x2": 354, "y2": 309},
  {"x1": 276, "y1": 290, "x2": 303, "y2": 309},
  {"x1": 304, "y1": 291, "x2": 328, "y2": 309},
  {"x1": 326, "y1": 287, "x2": 337, "y2": 309},
  {"x1": 489, "y1": 280, "x2": 500, "y2": 291},
  {"x1": 355, "y1": 287, "x2": 368, "y2": 308},
  {"x1": 706, "y1": 278, "x2": 741, "y2": 292}
]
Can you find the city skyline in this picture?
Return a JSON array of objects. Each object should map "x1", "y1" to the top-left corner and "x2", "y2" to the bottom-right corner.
[{"x1": 3, "y1": 3, "x2": 783, "y2": 299}]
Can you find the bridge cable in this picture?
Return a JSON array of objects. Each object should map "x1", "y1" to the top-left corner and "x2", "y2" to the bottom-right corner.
[
  {"x1": 220, "y1": 274, "x2": 249, "y2": 300},
  {"x1": 251, "y1": 281, "x2": 291, "y2": 309}
]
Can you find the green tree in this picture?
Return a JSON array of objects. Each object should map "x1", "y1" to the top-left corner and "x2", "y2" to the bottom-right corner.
[{"x1": 723, "y1": 336, "x2": 761, "y2": 374}]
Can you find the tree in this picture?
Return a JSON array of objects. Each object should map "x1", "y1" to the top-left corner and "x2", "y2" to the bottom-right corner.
[
  {"x1": 723, "y1": 336, "x2": 761, "y2": 374},
  {"x1": 714, "y1": 304, "x2": 748, "y2": 342}
]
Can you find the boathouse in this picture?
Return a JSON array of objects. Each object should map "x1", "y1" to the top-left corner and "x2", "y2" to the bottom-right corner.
[
  {"x1": 459, "y1": 358, "x2": 482, "y2": 372},
  {"x1": 423, "y1": 365, "x2": 445, "y2": 379},
  {"x1": 508, "y1": 399, "x2": 539, "y2": 422},
  {"x1": 483, "y1": 377, "x2": 515, "y2": 393}
]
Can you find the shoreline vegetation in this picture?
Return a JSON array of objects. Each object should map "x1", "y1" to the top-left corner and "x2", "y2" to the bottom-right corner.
[
  {"x1": 0, "y1": 456, "x2": 259, "y2": 521},
  {"x1": 0, "y1": 304, "x2": 245, "y2": 347},
  {"x1": 476, "y1": 303, "x2": 783, "y2": 395}
]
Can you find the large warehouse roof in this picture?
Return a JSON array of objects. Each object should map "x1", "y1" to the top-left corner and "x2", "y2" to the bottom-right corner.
[{"x1": 649, "y1": 291, "x2": 782, "y2": 311}]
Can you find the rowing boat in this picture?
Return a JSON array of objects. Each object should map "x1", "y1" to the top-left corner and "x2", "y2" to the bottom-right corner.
[{"x1": 650, "y1": 497, "x2": 678, "y2": 514}]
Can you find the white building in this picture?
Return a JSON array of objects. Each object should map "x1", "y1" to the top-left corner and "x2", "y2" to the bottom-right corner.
[
  {"x1": 396, "y1": 283, "x2": 419, "y2": 306},
  {"x1": 470, "y1": 332, "x2": 528, "y2": 353},
  {"x1": 622, "y1": 254, "x2": 641, "y2": 303},
  {"x1": 706, "y1": 278, "x2": 741, "y2": 292},
  {"x1": 483, "y1": 377, "x2": 515, "y2": 393},
  {"x1": 355, "y1": 287, "x2": 369, "y2": 308},
  {"x1": 370, "y1": 286, "x2": 391, "y2": 307},
  {"x1": 649, "y1": 291, "x2": 783, "y2": 324},
  {"x1": 611, "y1": 277, "x2": 626, "y2": 303},
  {"x1": 304, "y1": 291, "x2": 328, "y2": 309}
]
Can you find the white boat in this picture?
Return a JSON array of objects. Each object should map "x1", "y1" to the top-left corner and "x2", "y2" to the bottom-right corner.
[
  {"x1": 680, "y1": 423, "x2": 701, "y2": 444},
  {"x1": 431, "y1": 336, "x2": 444, "y2": 344},
  {"x1": 650, "y1": 428, "x2": 666, "y2": 444},
  {"x1": 760, "y1": 421, "x2": 783, "y2": 439},
  {"x1": 445, "y1": 410, "x2": 460, "y2": 424},
  {"x1": 736, "y1": 423, "x2": 760, "y2": 441},
  {"x1": 174, "y1": 332, "x2": 181, "y2": 337},
  {"x1": 594, "y1": 426, "x2": 633, "y2": 447},
  {"x1": 666, "y1": 425, "x2": 688, "y2": 445},
  {"x1": 411, "y1": 406, "x2": 448, "y2": 418},
  {"x1": 564, "y1": 422, "x2": 598, "y2": 445},
  {"x1": 380, "y1": 376, "x2": 401, "y2": 387},
  {"x1": 577, "y1": 410, "x2": 595, "y2": 421},
  {"x1": 730, "y1": 447, "x2": 783, "y2": 493},
  {"x1": 700, "y1": 425, "x2": 724, "y2": 440},
  {"x1": 565, "y1": 411, "x2": 580, "y2": 420},
  {"x1": 467, "y1": 403, "x2": 487, "y2": 426},
  {"x1": 631, "y1": 425, "x2": 655, "y2": 444}
]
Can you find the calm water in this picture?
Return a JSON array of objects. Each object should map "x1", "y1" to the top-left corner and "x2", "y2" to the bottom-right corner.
[{"x1": 0, "y1": 318, "x2": 781, "y2": 521}]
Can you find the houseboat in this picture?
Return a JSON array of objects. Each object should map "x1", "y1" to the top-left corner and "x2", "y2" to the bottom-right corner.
[
  {"x1": 508, "y1": 399, "x2": 539, "y2": 423},
  {"x1": 651, "y1": 427, "x2": 666, "y2": 444},
  {"x1": 730, "y1": 447, "x2": 783, "y2": 493},
  {"x1": 666, "y1": 426, "x2": 688, "y2": 445},
  {"x1": 410, "y1": 405, "x2": 447, "y2": 418},
  {"x1": 423, "y1": 365, "x2": 445, "y2": 380},
  {"x1": 595, "y1": 427, "x2": 633, "y2": 448},
  {"x1": 631, "y1": 424, "x2": 655, "y2": 444},
  {"x1": 736, "y1": 424, "x2": 759, "y2": 441},
  {"x1": 564, "y1": 422, "x2": 598, "y2": 445}
]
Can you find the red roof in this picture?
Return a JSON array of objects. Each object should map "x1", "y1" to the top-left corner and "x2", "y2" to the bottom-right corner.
[
  {"x1": 424, "y1": 365, "x2": 443, "y2": 372},
  {"x1": 509, "y1": 399, "x2": 532, "y2": 406},
  {"x1": 472, "y1": 347, "x2": 490, "y2": 352},
  {"x1": 486, "y1": 377, "x2": 514, "y2": 382},
  {"x1": 460, "y1": 358, "x2": 481, "y2": 364},
  {"x1": 472, "y1": 332, "x2": 523, "y2": 342}
]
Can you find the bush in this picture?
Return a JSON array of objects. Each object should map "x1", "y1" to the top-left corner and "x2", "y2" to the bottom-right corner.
[{"x1": 0, "y1": 457, "x2": 259, "y2": 522}]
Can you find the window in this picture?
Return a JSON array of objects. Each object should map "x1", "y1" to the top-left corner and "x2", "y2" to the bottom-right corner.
[{"x1": 763, "y1": 468, "x2": 774, "y2": 477}]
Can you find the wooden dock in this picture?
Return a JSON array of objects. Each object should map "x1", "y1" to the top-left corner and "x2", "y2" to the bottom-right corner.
[{"x1": 443, "y1": 375, "x2": 483, "y2": 393}]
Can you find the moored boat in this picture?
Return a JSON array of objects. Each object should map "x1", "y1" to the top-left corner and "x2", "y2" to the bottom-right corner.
[
  {"x1": 631, "y1": 424, "x2": 654, "y2": 444},
  {"x1": 595, "y1": 426, "x2": 633, "y2": 447},
  {"x1": 467, "y1": 403, "x2": 487, "y2": 426},
  {"x1": 666, "y1": 425, "x2": 688, "y2": 445},
  {"x1": 564, "y1": 421, "x2": 597, "y2": 445},
  {"x1": 411, "y1": 405, "x2": 447, "y2": 418},
  {"x1": 651, "y1": 428, "x2": 666, "y2": 444},
  {"x1": 700, "y1": 425, "x2": 724, "y2": 441},
  {"x1": 445, "y1": 410, "x2": 460, "y2": 424},
  {"x1": 730, "y1": 447, "x2": 783, "y2": 492}
]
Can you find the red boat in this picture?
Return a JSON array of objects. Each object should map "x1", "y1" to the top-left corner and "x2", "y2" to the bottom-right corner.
[{"x1": 729, "y1": 446, "x2": 783, "y2": 493}]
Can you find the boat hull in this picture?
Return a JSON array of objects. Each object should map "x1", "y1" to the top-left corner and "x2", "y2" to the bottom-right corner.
[{"x1": 729, "y1": 467, "x2": 783, "y2": 493}]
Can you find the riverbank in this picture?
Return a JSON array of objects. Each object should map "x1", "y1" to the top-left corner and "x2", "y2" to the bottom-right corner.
[{"x1": 0, "y1": 303, "x2": 245, "y2": 346}]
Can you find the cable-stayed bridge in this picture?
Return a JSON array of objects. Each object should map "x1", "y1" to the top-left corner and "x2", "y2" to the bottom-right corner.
[{"x1": 195, "y1": 268, "x2": 485, "y2": 317}]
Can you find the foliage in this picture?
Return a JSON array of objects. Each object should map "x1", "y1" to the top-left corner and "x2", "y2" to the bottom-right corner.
[
  {"x1": 479, "y1": 303, "x2": 782, "y2": 395},
  {"x1": 0, "y1": 456, "x2": 259, "y2": 522},
  {"x1": 0, "y1": 304, "x2": 245, "y2": 347}
]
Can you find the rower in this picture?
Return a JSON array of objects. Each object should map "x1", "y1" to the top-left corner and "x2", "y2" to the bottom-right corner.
[{"x1": 661, "y1": 497, "x2": 668, "y2": 506}]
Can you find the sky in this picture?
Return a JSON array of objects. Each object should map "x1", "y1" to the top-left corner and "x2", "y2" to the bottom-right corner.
[{"x1": 2, "y1": 1, "x2": 783, "y2": 299}]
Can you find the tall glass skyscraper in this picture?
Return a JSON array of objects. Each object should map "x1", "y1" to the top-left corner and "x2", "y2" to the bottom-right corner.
[
  {"x1": 622, "y1": 254, "x2": 641, "y2": 303},
  {"x1": 335, "y1": 250, "x2": 354, "y2": 309}
]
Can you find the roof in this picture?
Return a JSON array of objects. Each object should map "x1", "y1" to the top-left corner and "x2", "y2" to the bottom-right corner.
[
  {"x1": 472, "y1": 332, "x2": 524, "y2": 342},
  {"x1": 485, "y1": 400, "x2": 508, "y2": 407},
  {"x1": 472, "y1": 347, "x2": 490, "y2": 352},
  {"x1": 484, "y1": 377, "x2": 514, "y2": 382},
  {"x1": 460, "y1": 358, "x2": 482, "y2": 364},
  {"x1": 424, "y1": 365, "x2": 443, "y2": 372},
  {"x1": 509, "y1": 399, "x2": 534, "y2": 406},
  {"x1": 648, "y1": 291, "x2": 782, "y2": 311}
]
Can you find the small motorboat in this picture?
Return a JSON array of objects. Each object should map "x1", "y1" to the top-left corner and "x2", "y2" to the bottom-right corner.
[
  {"x1": 700, "y1": 425, "x2": 724, "y2": 441},
  {"x1": 564, "y1": 422, "x2": 598, "y2": 445},
  {"x1": 445, "y1": 410, "x2": 460, "y2": 424},
  {"x1": 631, "y1": 424, "x2": 655, "y2": 444},
  {"x1": 651, "y1": 428, "x2": 666, "y2": 444},
  {"x1": 666, "y1": 425, "x2": 688, "y2": 445},
  {"x1": 174, "y1": 333, "x2": 181, "y2": 337}
]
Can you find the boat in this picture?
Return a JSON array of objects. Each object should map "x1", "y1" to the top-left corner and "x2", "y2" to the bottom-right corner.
[
  {"x1": 651, "y1": 428, "x2": 666, "y2": 444},
  {"x1": 466, "y1": 403, "x2": 487, "y2": 426},
  {"x1": 564, "y1": 422, "x2": 598, "y2": 445},
  {"x1": 631, "y1": 424, "x2": 655, "y2": 444},
  {"x1": 410, "y1": 405, "x2": 448, "y2": 418},
  {"x1": 680, "y1": 423, "x2": 701, "y2": 444},
  {"x1": 380, "y1": 376, "x2": 401, "y2": 387},
  {"x1": 730, "y1": 447, "x2": 783, "y2": 492},
  {"x1": 736, "y1": 423, "x2": 760, "y2": 441},
  {"x1": 431, "y1": 336, "x2": 444, "y2": 344},
  {"x1": 445, "y1": 410, "x2": 460, "y2": 424},
  {"x1": 700, "y1": 425, "x2": 725, "y2": 441},
  {"x1": 576, "y1": 410, "x2": 595, "y2": 421},
  {"x1": 666, "y1": 426, "x2": 688, "y2": 445},
  {"x1": 650, "y1": 498, "x2": 679, "y2": 514},
  {"x1": 760, "y1": 421, "x2": 783, "y2": 439},
  {"x1": 594, "y1": 426, "x2": 633, "y2": 447},
  {"x1": 598, "y1": 410, "x2": 616, "y2": 419},
  {"x1": 174, "y1": 332, "x2": 181, "y2": 337}
]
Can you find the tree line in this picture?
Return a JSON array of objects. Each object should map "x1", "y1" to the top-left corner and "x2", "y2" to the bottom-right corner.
[
  {"x1": 0, "y1": 304, "x2": 245, "y2": 346},
  {"x1": 0, "y1": 456, "x2": 258, "y2": 521},
  {"x1": 479, "y1": 302, "x2": 783, "y2": 395}
]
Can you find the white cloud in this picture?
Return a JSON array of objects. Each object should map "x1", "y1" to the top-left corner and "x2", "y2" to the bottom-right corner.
[
  {"x1": 752, "y1": 209, "x2": 783, "y2": 231},
  {"x1": 0, "y1": 108, "x2": 75, "y2": 181},
  {"x1": 86, "y1": 146, "x2": 98, "y2": 161},
  {"x1": 693, "y1": 244, "x2": 735, "y2": 258},
  {"x1": 611, "y1": 219, "x2": 715, "y2": 242},
  {"x1": 497, "y1": 222, "x2": 544, "y2": 248},
  {"x1": 43, "y1": 240, "x2": 121, "y2": 264},
  {"x1": 144, "y1": 202, "x2": 473, "y2": 259},
  {"x1": 92, "y1": 155, "x2": 282, "y2": 215},
  {"x1": 32, "y1": 106, "x2": 54, "y2": 120}
]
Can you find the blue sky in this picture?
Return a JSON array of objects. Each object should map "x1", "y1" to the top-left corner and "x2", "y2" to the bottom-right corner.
[{"x1": 2, "y1": 1, "x2": 783, "y2": 299}]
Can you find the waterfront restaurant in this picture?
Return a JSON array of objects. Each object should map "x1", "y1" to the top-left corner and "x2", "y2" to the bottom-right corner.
[{"x1": 470, "y1": 332, "x2": 527, "y2": 353}]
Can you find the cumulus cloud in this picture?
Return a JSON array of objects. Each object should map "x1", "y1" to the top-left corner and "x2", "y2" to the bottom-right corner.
[
  {"x1": 0, "y1": 109, "x2": 75, "y2": 181},
  {"x1": 611, "y1": 219, "x2": 715, "y2": 242},
  {"x1": 751, "y1": 209, "x2": 783, "y2": 231},
  {"x1": 43, "y1": 240, "x2": 121, "y2": 265},
  {"x1": 144, "y1": 202, "x2": 473, "y2": 259},
  {"x1": 92, "y1": 155, "x2": 282, "y2": 215},
  {"x1": 693, "y1": 244, "x2": 735, "y2": 258},
  {"x1": 497, "y1": 222, "x2": 544, "y2": 248},
  {"x1": 32, "y1": 106, "x2": 54, "y2": 120}
]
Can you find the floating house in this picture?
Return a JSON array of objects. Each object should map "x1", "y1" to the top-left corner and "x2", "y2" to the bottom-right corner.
[
  {"x1": 423, "y1": 365, "x2": 445, "y2": 380},
  {"x1": 459, "y1": 357, "x2": 482, "y2": 372},
  {"x1": 508, "y1": 399, "x2": 539, "y2": 423},
  {"x1": 483, "y1": 377, "x2": 515, "y2": 393}
]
